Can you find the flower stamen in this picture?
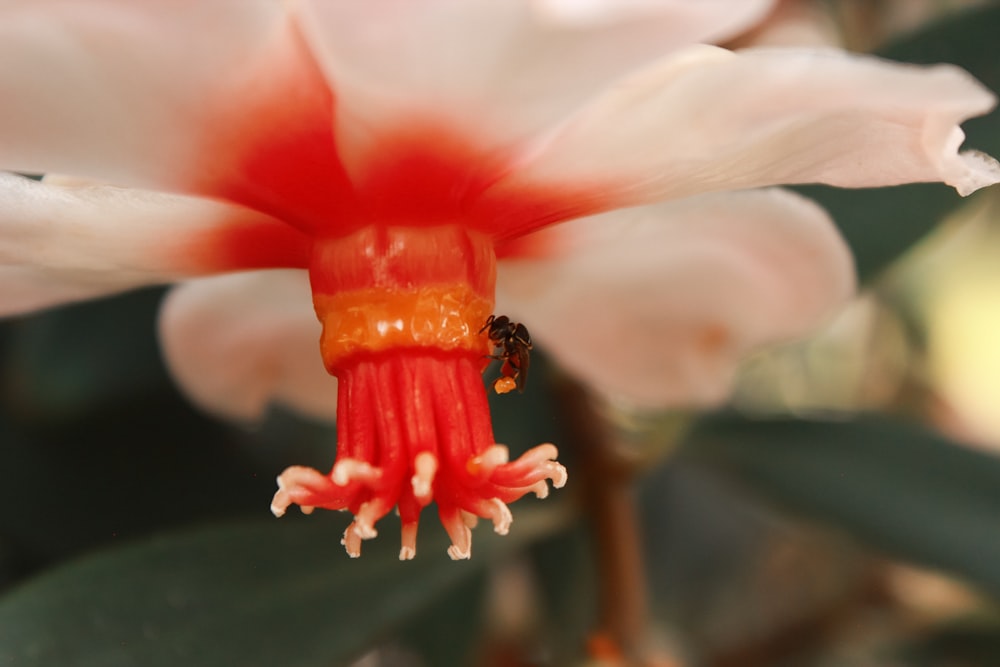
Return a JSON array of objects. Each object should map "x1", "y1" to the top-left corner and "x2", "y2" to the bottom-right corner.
[
  {"x1": 410, "y1": 451, "x2": 438, "y2": 502},
  {"x1": 331, "y1": 459, "x2": 382, "y2": 487},
  {"x1": 271, "y1": 226, "x2": 567, "y2": 558}
]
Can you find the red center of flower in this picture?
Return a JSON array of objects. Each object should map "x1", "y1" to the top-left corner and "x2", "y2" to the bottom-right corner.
[{"x1": 270, "y1": 225, "x2": 566, "y2": 559}]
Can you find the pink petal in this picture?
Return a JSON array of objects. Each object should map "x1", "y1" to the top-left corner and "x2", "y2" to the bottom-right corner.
[
  {"x1": 160, "y1": 271, "x2": 338, "y2": 422},
  {"x1": 0, "y1": 265, "x2": 134, "y2": 316},
  {"x1": 495, "y1": 188, "x2": 855, "y2": 408},
  {"x1": 0, "y1": 2, "x2": 347, "y2": 229},
  {"x1": 0, "y1": 173, "x2": 308, "y2": 316},
  {"x1": 0, "y1": 1, "x2": 273, "y2": 182},
  {"x1": 497, "y1": 46, "x2": 1000, "y2": 211},
  {"x1": 295, "y1": 0, "x2": 774, "y2": 162},
  {"x1": 534, "y1": 0, "x2": 773, "y2": 32}
]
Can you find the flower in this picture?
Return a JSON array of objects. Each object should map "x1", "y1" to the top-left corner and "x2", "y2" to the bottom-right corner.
[{"x1": 0, "y1": 0, "x2": 997, "y2": 559}]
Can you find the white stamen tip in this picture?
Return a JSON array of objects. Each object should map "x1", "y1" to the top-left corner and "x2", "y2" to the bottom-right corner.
[
  {"x1": 528, "y1": 481, "x2": 550, "y2": 499},
  {"x1": 488, "y1": 498, "x2": 513, "y2": 536},
  {"x1": 331, "y1": 465, "x2": 349, "y2": 486},
  {"x1": 483, "y1": 445, "x2": 510, "y2": 467},
  {"x1": 399, "y1": 546, "x2": 416, "y2": 561},
  {"x1": 468, "y1": 445, "x2": 511, "y2": 477},
  {"x1": 352, "y1": 503, "x2": 380, "y2": 539},
  {"x1": 353, "y1": 522, "x2": 378, "y2": 540},
  {"x1": 411, "y1": 452, "x2": 438, "y2": 501},
  {"x1": 342, "y1": 529, "x2": 362, "y2": 558},
  {"x1": 447, "y1": 545, "x2": 471, "y2": 560},
  {"x1": 270, "y1": 503, "x2": 286, "y2": 518},
  {"x1": 332, "y1": 459, "x2": 381, "y2": 486},
  {"x1": 550, "y1": 463, "x2": 568, "y2": 489}
]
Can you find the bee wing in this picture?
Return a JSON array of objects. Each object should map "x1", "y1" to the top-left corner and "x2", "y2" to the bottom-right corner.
[
  {"x1": 513, "y1": 323, "x2": 532, "y2": 349},
  {"x1": 514, "y1": 344, "x2": 530, "y2": 393}
]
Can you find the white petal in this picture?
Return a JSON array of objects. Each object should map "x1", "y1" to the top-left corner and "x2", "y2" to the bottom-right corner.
[
  {"x1": 0, "y1": 265, "x2": 134, "y2": 315},
  {"x1": 295, "y1": 0, "x2": 774, "y2": 159},
  {"x1": 498, "y1": 46, "x2": 1000, "y2": 209},
  {"x1": 533, "y1": 0, "x2": 773, "y2": 32},
  {"x1": 0, "y1": 0, "x2": 343, "y2": 225},
  {"x1": 495, "y1": 188, "x2": 855, "y2": 409},
  {"x1": 159, "y1": 271, "x2": 338, "y2": 422},
  {"x1": 0, "y1": 173, "x2": 304, "y2": 317}
]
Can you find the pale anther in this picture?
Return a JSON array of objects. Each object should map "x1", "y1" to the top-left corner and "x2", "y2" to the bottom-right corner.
[
  {"x1": 411, "y1": 451, "x2": 438, "y2": 501},
  {"x1": 487, "y1": 498, "x2": 513, "y2": 536},
  {"x1": 332, "y1": 459, "x2": 382, "y2": 486}
]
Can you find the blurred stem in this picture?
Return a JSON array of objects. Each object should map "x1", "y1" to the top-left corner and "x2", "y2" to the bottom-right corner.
[
  {"x1": 833, "y1": 0, "x2": 886, "y2": 51},
  {"x1": 591, "y1": 476, "x2": 647, "y2": 661},
  {"x1": 553, "y1": 378, "x2": 653, "y2": 665}
]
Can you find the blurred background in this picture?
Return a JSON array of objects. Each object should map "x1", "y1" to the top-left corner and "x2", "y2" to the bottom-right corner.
[{"x1": 3, "y1": 2, "x2": 1000, "y2": 666}]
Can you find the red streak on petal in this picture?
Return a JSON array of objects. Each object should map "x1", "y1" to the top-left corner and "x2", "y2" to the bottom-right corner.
[
  {"x1": 494, "y1": 226, "x2": 565, "y2": 261},
  {"x1": 344, "y1": 126, "x2": 506, "y2": 229},
  {"x1": 194, "y1": 17, "x2": 353, "y2": 233},
  {"x1": 339, "y1": 122, "x2": 615, "y2": 239},
  {"x1": 474, "y1": 180, "x2": 614, "y2": 242},
  {"x1": 173, "y1": 217, "x2": 311, "y2": 274},
  {"x1": 188, "y1": 18, "x2": 617, "y2": 244}
]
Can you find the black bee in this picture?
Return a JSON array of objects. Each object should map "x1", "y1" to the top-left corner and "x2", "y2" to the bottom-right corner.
[{"x1": 480, "y1": 314, "x2": 533, "y2": 394}]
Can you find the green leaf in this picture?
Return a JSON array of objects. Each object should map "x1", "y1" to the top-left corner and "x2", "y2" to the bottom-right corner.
[
  {"x1": 1, "y1": 289, "x2": 170, "y2": 426},
  {"x1": 680, "y1": 413, "x2": 1000, "y2": 597},
  {"x1": 396, "y1": 569, "x2": 488, "y2": 667},
  {"x1": 0, "y1": 296, "x2": 340, "y2": 566},
  {"x1": 0, "y1": 404, "x2": 278, "y2": 566},
  {"x1": 794, "y1": 4, "x2": 1000, "y2": 282},
  {"x1": 0, "y1": 508, "x2": 567, "y2": 667},
  {"x1": 529, "y1": 522, "x2": 599, "y2": 664},
  {"x1": 893, "y1": 619, "x2": 1000, "y2": 666}
]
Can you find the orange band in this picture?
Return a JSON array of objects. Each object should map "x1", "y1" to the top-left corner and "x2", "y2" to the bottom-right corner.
[{"x1": 315, "y1": 285, "x2": 493, "y2": 371}]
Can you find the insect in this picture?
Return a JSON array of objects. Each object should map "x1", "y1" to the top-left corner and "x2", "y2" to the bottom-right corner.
[{"x1": 480, "y1": 314, "x2": 533, "y2": 394}]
